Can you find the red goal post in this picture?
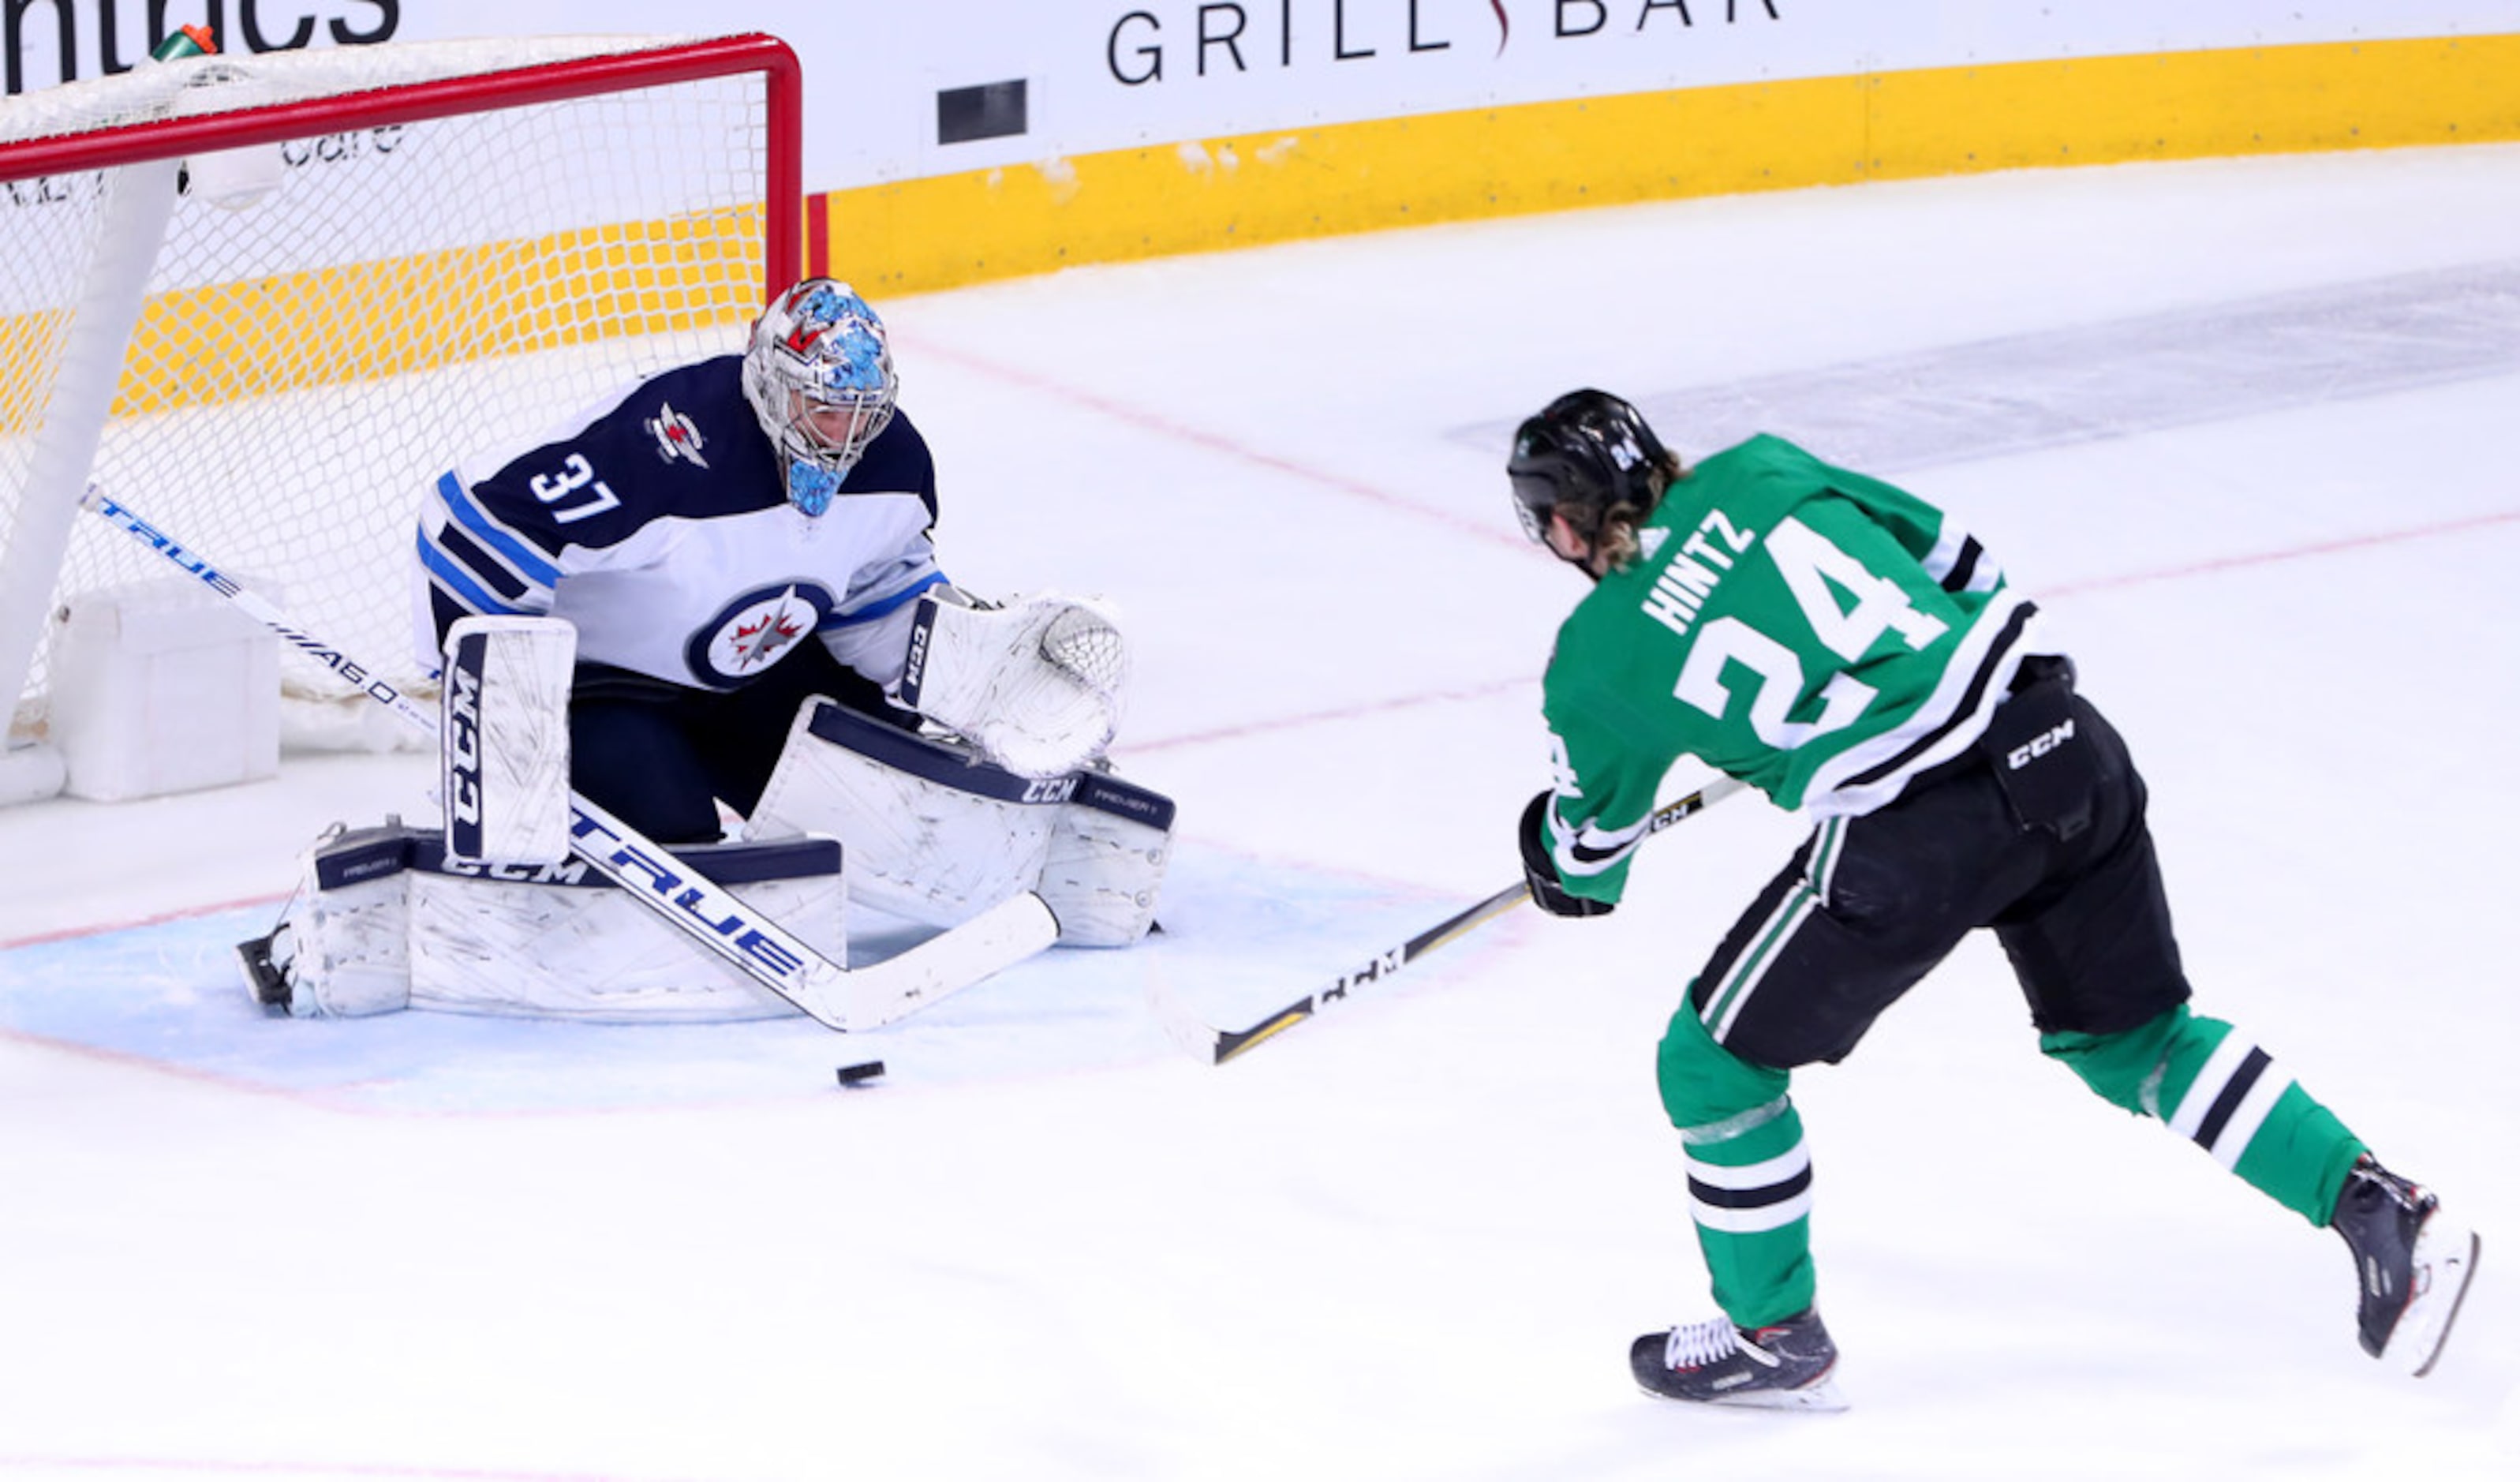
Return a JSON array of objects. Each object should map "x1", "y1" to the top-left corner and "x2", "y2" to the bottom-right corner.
[{"x1": 0, "y1": 32, "x2": 802, "y2": 799}]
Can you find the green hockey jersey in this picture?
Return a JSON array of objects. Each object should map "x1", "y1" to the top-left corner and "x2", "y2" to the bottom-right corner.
[{"x1": 1538, "y1": 434, "x2": 2043, "y2": 903}]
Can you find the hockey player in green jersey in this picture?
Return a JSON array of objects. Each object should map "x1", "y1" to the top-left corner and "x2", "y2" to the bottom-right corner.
[{"x1": 1505, "y1": 389, "x2": 2478, "y2": 1411}]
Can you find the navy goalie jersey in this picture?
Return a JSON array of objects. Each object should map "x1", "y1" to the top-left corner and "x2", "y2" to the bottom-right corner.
[{"x1": 413, "y1": 355, "x2": 947, "y2": 693}]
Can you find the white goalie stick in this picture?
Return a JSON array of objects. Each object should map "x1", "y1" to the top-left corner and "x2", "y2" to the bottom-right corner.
[
  {"x1": 1162, "y1": 777, "x2": 1748, "y2": 1065},
  {"x1": 81, "y1": 485, "x2": 1057, "y2": 1031}
]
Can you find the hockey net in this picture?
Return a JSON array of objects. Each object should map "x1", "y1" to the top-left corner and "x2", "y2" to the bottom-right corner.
[{"x1": 0, "y1": 32, "x2": 800, "y2": 772}]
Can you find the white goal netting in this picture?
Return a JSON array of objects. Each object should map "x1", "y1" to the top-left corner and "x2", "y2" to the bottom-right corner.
[{"x1": 1, "y1": 34, "x2": 794, "y2": 758}]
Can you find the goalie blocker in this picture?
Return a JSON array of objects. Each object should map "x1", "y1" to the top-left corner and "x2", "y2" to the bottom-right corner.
[
  {"x1": 746, "y1": 698, "x2": 1173, "y2": 949},
  {"x1": 439, "y1": 614, "x2": 574, "y2": 870}
]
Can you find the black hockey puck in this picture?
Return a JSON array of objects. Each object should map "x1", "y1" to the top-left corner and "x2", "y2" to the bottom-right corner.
[{"x1": 835, "y1": 1060, "x2": 887, "y2": 1087}]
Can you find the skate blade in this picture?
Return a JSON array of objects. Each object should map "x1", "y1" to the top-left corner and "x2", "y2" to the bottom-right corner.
[
  {"x1": 1641, "y1": 1374, "x2": 1850, "y2": 1413},
  {"x1": 1711, "y1": 1375, "x2": 1850, "y2": 1413},
  {"x1": 2387, "y1": 1218, "x2": 2481, "y2": 1378}
]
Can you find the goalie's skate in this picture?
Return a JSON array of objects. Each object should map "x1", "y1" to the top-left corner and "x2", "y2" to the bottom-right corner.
[
  {"x1": 2333, "y1": 1156, "x2": 2480, "y2": 1377},
  {"x1": 234, "y1": 929, "x2": 291, "y2": 1014},
  {"x1": 1629, "y1": 1309, "x2": 1847, "y2": 1412}
]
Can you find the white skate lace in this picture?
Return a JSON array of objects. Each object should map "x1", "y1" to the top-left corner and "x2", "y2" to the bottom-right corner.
[{"x1": 1659, "y1": 1315, "x2": 1746, "y2": 1371}]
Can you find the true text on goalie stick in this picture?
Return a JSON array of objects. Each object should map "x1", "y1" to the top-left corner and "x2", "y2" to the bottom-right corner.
[
  {"x1": 1187, "y1": 777, "x2": 1748, "y2": 1065},
  {"x1": 80, "y1": 485, "x2": 1056, "y2": 1031}
]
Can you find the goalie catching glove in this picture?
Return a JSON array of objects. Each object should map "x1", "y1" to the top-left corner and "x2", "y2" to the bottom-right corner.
[
  {"x1": 1520, "y1": 792, "x2": 1615, "y2": 919},
  {"x1": 899, "y1": 589, "x2": 1127, "y2": 779}
]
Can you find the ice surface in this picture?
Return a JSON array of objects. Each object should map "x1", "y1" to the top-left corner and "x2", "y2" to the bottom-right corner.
[{"x1": 3, "y1": 144, "x2": 2516, "y2": 1480}]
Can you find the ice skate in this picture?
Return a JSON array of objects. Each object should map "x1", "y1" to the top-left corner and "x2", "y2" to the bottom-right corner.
[
  {"x1": 2332, "y1": 1156, "x2": 2480, "y2": 1376},
  {"x1": 1629, "y1": 1309, "x2": 1847, "y2": 1412}
]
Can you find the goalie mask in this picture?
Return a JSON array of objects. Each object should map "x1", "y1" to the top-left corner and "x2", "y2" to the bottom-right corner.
[
  {"x1": 742, "y1": 279, "x2": 899, "y2": 517},
  {"x1": 1506, "y1": 388, "x2": 1675, "y2": 574}
]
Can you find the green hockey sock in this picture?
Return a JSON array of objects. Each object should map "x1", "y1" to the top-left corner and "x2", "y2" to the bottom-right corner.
[
  {"x1": 1658, "y1": 999, "x2": 1815, "y2": 1326},
  {"x1": 2040, "y1": 1004, "x2": 2365, "y2": 1226}
]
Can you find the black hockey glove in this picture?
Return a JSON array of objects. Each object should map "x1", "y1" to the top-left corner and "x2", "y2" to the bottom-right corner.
[{"x1": 1519, "y1": 792, "x2": 1615, "y2": 919}]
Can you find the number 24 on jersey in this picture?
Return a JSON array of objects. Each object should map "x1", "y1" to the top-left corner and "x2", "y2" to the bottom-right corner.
[{"x1": 1674, "y1": 515, "x2": 1947, "y2": 750}]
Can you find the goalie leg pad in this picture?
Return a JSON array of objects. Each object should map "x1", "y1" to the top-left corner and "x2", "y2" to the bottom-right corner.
[
  {"x1": 441, "y1": 615, "x2": 574, "y2": 870},
  {"x1": 407, "y1": 836, "x2": 844, "y2": 1023},
  {"x1": 245, "y1": 822, "x2": 418, "y2": 1019},
  {"x1": 747, "y1": 699, "x2": 1062, "y2": 928},
  {"x1": 898, "y1": 590, "x2": 1127, "y2": 779},
  {"x1": 1039, "y1": 771, "x2": 1175, "y2": 948},
  {"x1": 242, "y1": 823, "x2": 846, "y2": 1021},
  {"x1": 746, "y1": 698, "x2": 1174, "y2": 945}
]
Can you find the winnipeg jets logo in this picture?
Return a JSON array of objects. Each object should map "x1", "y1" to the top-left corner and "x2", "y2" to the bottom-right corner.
[
  {"x1": 732, "y1": 606, "x2": 804, "y2": 666},
  {"x1": 646, "y1": 402, "x2": 709, "y2": 467},
  {"x1": 686, "y1": 582, "x2": 837, "y2": 688}
]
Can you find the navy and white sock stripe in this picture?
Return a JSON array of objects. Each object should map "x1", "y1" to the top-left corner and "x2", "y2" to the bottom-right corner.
[
  {"x1": 1684, "y1": 1143, "x2": 1815, "y2": 1235},
  {"x1": 2167, "y1": 1033, "x2": 2295, "y2": 1171}
]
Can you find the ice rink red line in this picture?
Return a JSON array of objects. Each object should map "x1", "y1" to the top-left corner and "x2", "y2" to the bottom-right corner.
[
  {"x1": 0, "y1": 891, "x2": 282, "y2": 952},
  {"x1": 0, "y1": 1454, "x2": 665, "y2": 1481},
  {"x1": 902, "y1": 335, "x2": 1524, "y2": 548},
  {"x1": 1132, "y1": 677, "x2": 1534, "y2": 754},
  {"x1": 10, "y1": 506, "x2": 2508, "y2": 942},
  {"x1": 0, "y1": 1026, "x2": 366, "y2": 1112},
  {"x1": 1, "y1": 1022, "x2": 818, "y2": 1119},
  {"x1": 1131, "y1": 504, "x2": 2520, "y2": 752},
  {"x1": 2042, "y1": 505, "x2": 2520, "y2": 597},
  {"x1": 910, "y1": 334, "x2": 2520, "y2": 581}
]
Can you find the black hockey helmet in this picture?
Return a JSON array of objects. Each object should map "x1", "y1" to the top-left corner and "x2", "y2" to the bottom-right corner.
[{"x1": 1505, "y1": 389, "x2": 1673, "y2": 547}]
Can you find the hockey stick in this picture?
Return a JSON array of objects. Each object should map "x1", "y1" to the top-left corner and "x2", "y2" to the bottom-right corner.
[
  {"x1": 1165, "y1": 777, "x2": 1748, "y2": 1065},
  {"x1": 80, "y1": 485, "x2": 1056, "y2": 1031}
]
